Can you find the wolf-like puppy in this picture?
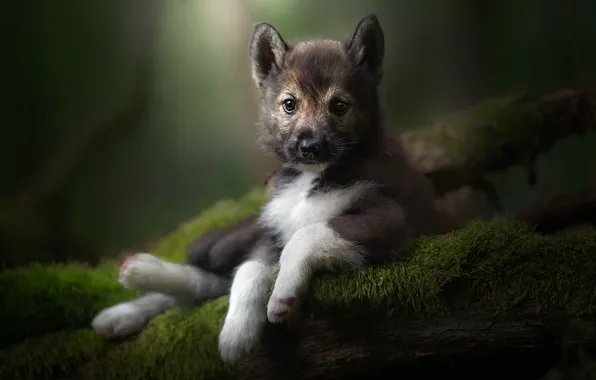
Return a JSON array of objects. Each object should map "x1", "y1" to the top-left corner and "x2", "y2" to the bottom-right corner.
[{"x1": 91, "y1": 15, "x2": 441, "y2": 364}]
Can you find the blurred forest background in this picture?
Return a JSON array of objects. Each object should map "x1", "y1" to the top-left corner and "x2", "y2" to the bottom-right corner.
[{"x1": 3, "y1": 0, "x2": 596, "y2": 268}]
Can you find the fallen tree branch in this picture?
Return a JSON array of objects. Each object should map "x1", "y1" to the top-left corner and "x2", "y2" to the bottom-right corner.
[
  {"x1": 400, "y1": 86, "x2": 596, "y2": 196},
  {"x1": 3, "y1": 212, "x2": 596, "y2": 380},
  {"x1": 518, "y1": 187, "x2": 596, "y2": 234},
  {"x1": 235, "y1": 305, "x2": 583, "y2": 380}
]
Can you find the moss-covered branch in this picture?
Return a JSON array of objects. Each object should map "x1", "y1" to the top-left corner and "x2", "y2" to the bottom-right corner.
[
  {"x1": 1, "y1": 190, "x2": 595, "y2": 380},
  {"x1": 3, "y1": 85, "x2": 596, "y2": 378},
  {"x1": 401, "y1": 86, "x2": 596, "y2": 196}
]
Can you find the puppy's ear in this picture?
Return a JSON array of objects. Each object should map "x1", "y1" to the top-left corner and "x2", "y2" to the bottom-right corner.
[
  {"x1": 345, "y1": 15, "x2": 385, "y2": 83},
  {"x1": 250, "y1": 22, "x2": 288, "y2": 89}
]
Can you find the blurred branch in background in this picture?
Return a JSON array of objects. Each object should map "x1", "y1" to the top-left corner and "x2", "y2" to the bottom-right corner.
[
  {"x1": 402, "y1": 86, "x2": 596, "y2": 200},
  {"x1": 519, "y1": 188, "x2": 596, "y2": 234}
]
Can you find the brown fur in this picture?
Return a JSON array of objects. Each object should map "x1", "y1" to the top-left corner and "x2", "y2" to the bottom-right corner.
[{"x1": 252, "y1": 17, "x2": 384, "y2": 167}]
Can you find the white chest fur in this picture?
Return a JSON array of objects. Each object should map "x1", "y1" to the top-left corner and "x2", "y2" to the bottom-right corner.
[{"x1": 260, "y1": 171, "x2": 373, "y2": 245}]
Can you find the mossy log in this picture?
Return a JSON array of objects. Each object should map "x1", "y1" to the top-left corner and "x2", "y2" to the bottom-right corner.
[
  {"x1": 3, "y1": 87, "x2": 596, "y2": 379},
  {"x1": 400, "y1": 86, "x2": 596, "y2": 198},
  {"x1": 1, "y1": 190, "x2": 596, "y2": 380}
]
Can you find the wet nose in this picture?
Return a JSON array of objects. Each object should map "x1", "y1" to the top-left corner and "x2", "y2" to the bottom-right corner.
[
  {"x1": 299, "y1": 138, "x2": 320, "y2": 156},
  {"x1": 297, "y1": 136, "x2": 329, "y2": 161}
]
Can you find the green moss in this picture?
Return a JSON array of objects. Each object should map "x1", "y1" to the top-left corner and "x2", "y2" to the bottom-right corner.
[
  {"x1": 0, "y1": 190, "x2": 595, "y2": 379},
  {"x1": 0, "y1": 263, "x2": 140, "y2": 348},
  {"x1": 0, "y1": 329, "x2": 109, "y2": 380},
  {"x1": 311, "y1": 218, "x2": 596, "y2": 317},
  {"x1": 86, "y1": 297, "x2": 231, "y2": 380}
]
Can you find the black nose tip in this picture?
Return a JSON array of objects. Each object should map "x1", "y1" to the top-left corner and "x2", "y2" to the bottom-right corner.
[
  {"x1": 297, "y1": 137, "x2": 328, "y2": 161},
  {"x1": 299, "y1": 138, "x2": 320, "y2": 156}
]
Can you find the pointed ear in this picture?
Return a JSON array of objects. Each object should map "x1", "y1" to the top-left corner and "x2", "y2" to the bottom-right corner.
[
  {"x1": 250, "y1": 22, "x2": 289, "y2": 89},
  {"x1": 345, "y1": 15, "x2": 385, "y2": 82}
]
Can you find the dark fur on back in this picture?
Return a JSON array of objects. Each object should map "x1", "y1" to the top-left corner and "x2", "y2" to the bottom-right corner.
[{"x1": 186, "y1": 216, "x2": 266, "y2": 277}]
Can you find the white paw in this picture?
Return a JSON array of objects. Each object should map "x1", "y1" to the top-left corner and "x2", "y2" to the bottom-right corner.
[
  {"x1": 119, "y1": 253, "x2": 166, "y2": 290},
  {"x1": 218, "y1": 311, "x2": 265, "y2": 364},
  {"x1": 267, "y1": 293, "x2": 297, "y2": 323},
  {"x1": 91, "y1": 302, "x2": 148, "y2": 337},
  {"x1": 266, "y1": 269, "x2": 307, "y2": 323}
]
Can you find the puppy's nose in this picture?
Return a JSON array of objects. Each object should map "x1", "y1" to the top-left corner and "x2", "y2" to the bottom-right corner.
[
  {"x1": 299, "y1": 138, "x2": 320, "y2": 157},
  {"x1": 297, "y1": 136, "x2": 329, "y2": 162}
]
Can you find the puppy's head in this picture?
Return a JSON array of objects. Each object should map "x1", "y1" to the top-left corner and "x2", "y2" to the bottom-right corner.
[{"x1": 250, "y1": 15, "x2": 385, "y2": 171}]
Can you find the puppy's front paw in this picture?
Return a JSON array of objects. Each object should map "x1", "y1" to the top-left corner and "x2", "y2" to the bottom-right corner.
[
  {"x1": 91, "y1": 302, "x2": 148, "y2": 337},
  {"x1": 267, "y1": 266, "x2": 309, "y2": 323},
  {"x1": 218, "y1": 311, "x2": 265, "y2": 364},
  {"x1": 266, "y1": 293, "x2": 297, "y2": 323},
  {"x1": 119, "y1": 253, "x2": 165, "y2": 290}
]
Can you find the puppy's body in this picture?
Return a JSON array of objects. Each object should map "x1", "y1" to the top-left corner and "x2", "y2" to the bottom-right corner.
[{"x1": 91, "y1": 15, "x2": 442, "y2": 364}]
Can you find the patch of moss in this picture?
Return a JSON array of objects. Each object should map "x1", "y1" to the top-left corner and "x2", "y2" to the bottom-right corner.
[
  {"x1": 311, "y1": 218, "x2": 596, "y2": 316},
  {"x1": 0, "y1": 329, "x2": 109, "y2": 380},
  {"x1": 1, "y1": 190, "x2": 595, "y2": 379},
  {"x1": 85, "y1": 297, "x2": 231, "y2": 380},
  {"x1": 0, "y1": 263, "x2": 140, "y2": 348}
]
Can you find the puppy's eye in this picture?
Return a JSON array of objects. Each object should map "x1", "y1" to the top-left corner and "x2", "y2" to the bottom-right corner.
[
  {"x1": 330, "y1": 99, "x2": 348, "y2": 116},
  {"x1": 282, "y1": 99, "x2": 297, "y2": 114}
]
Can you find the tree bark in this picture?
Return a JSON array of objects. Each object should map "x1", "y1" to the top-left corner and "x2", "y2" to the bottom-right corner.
[
  {"x1": 518, "y1": 187, "x2": 596, "y2": 234},
  {"x1": 234, "y1": 305, "x2": 588, "y2": 380}
]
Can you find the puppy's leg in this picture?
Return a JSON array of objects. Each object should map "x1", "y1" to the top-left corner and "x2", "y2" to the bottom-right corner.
[
  {"x1": 91, "y1": 293, "x2": 180, "y2": 337},
  {"x1": 218, "y1": 240, "x2": 277, "y2": 364},
  {"x1": 92, "y1": 254, "x2": 231, "y2": 338},
  {"x1": 186, "y1": 216, "x2": 263, "y2": 277},
  {"x1": 91, "y1": 216, "x2": 266, "y2": 340},
  {"x1": 267, "y1": 198, "x2": 408, "y2": 323},
  {"x1": 266, "y1": 223, "x2": 363, "y2": 322},
  {"x1": 119, "y1": 253, "x2": 231, "y2": 300}
]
